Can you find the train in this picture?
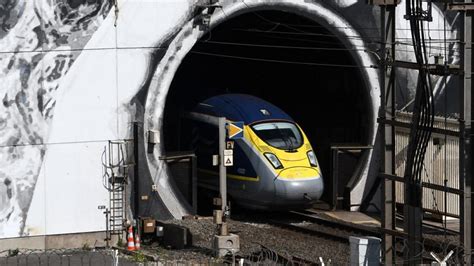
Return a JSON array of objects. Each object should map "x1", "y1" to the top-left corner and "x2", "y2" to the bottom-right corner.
[{"x1": 190, "y1": 94, "x2": 324, "y2": 210}]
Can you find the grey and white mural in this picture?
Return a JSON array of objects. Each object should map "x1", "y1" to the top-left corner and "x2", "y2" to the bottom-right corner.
[
  {"x1": 0, "y1": 0, "x2": 112, "y2": 238},
  {"x1": 0, "y1": 0, "x2": 460, "y2": 241}
]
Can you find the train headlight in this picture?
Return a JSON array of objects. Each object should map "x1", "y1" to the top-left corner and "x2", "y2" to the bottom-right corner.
[
  {"x1": 264, "y1": 153, "x2": 283, "y2": 169},
  {"x1": 307, "y1": 151, "x2": 318, "y2": 167}
]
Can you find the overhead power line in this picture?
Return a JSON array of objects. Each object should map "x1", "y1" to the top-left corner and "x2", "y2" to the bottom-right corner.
[
  {"x1": 234, "y1": 28, "x2": 460, "y2": 43},
  {"x1": 190, "y1": 50, "x2": 376, "y2": 69},
  {"x1": 198, "y1": 40, "x2": 368, "y2": 52}
]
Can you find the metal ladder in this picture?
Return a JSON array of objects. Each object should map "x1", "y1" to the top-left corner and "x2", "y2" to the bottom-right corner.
[
  {"x1": 109, "y1": 177, "x2": 126, "y2": 235},
  {"x1": 102, "y1": 140, "x2": 133, "y2": 240}
]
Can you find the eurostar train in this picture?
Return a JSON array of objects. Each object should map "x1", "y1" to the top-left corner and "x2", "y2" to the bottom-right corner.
[{"x1": 191, "y1": 94, "x2": 324, "y2": 210}]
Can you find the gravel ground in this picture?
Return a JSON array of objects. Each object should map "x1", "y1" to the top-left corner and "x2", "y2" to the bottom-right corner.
[
  {"x1": 133, "y1": 211, "x2": 461, "y2": 265},
  {"x1": 156, "y1": 212, "x2": 350, "y2": 265}
]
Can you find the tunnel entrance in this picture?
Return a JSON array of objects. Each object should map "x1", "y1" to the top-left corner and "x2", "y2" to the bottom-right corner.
[{"x1": 162, "y1": 10, "x2": 371, "y2": 206}]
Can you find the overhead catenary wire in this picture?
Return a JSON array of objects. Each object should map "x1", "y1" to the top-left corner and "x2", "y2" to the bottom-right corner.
[
  {"x1": 198, "y1": 38, "x2": 460, "y2": 53},
  {"x1": 250, "y1": 17, "x2": 454, "y2": 32},
  {"x1": 233, "y1": 28, "x2": 461, "y2": 42},
  {"x1": 198, "y1": 39, "x2": 369, "y2": 51},
  {"x1": 189, "y1": 50, "x2": 376, "y2": 69}
]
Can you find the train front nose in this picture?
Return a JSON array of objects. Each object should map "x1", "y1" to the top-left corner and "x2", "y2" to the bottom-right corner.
[{"x1": 273, "y1": 168, "x2": 324, "y2": 207}]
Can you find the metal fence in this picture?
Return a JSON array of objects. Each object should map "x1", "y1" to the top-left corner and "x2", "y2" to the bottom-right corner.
[
  {"x1": 0, "y1": 247, "x2": 334, "y2": 266},
  {"x1": 0, "y1": 248, "x2": 122, "y2": 266},
  {"x1": 1, "y1": 242, "x2": 472, "y2": 265},
  {"x1": 394, "y1": 111, "x2": 460, "y2": 217}
]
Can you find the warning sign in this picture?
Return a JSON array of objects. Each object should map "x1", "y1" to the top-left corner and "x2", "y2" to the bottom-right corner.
[
  {"x1": 227, "y1": 121, "x2": 244, "y2": 140},
  {"x1": 224, "y1": 155, "x2": 233, "y2": 167}
]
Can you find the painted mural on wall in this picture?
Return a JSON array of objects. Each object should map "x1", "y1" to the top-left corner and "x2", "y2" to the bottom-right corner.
[
  {"x1": 0, "y1": 0, "x2": 460, "y2": 239},
  {"x1": 0, "y1": 0, "x2": 112, "y2": 237}
]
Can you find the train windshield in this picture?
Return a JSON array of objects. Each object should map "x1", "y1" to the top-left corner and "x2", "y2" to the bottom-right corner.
[{"x1": 251, "y1": 122, "x2": 303, "y2": 151}]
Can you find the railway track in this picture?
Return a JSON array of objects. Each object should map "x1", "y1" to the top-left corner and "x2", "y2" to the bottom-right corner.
[
  {"x1": 290, "y1": 210, "x2": 380, "y2": 237},
  {"x1": 264, "y1": 209, "x2": 462, "y2": 263},
  {"x1": 265, "y1": 210, "x2": 379, "y2": 244},
  {"x1": 231, "y1": 208, "x2": 461, "y2": 263}
]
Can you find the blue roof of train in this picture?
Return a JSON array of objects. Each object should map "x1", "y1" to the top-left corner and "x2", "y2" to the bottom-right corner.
[{"x1": 195, "y1": 94, "x2": 294, "y2": 124}]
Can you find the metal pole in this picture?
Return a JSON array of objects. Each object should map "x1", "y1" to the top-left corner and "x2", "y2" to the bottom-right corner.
[
  {"x1": 105, "y1": 208, "x2": 110, "y2": 248},
  {"x1": 381, "y1": 4, "x2": 396, "y2": 264},
  {"x1": 133, "y1": 122, "x2": 140, "y2": 218},
  {"x1": 331, "y1": 148, "x2": 338, "y2": 210},
  {"x1": 218, "y1": 117, "x2": 228, "y2": 236},
  {"x1": 191, "y1": 155, "x2": 198, "y2": 215},
  {"x1": 461, "y1": 3, "x2": 473, "y2": 264},
  {"x1": 402, "y1": 9, "x2": 424, "y2": 266}
]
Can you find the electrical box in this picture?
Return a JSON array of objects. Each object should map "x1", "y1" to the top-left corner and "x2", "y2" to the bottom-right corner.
[
  {"x1": 156, "y1": 226, "x2": 164, "y2": 237},
  {"x1": 212, "y1": 155, "x2": 219, "y2": 166},
  {"x1": 213, "y1": 197, "x2": 222, "y2": 207},
  {"x1": 148, "y1": 130, "x2": 160, "y2": 144},
  {"x1": 142, "y1": 218, "x2": 156, "y2": 234}
]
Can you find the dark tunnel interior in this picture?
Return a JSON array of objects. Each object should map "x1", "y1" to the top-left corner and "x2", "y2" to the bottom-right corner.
[{"x1": 163, "y1": 10, "x2": 371, "y2": 190}]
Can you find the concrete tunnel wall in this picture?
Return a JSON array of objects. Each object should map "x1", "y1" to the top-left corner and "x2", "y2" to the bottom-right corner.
[
  {"x1": 144, "y1": 0, "x2": 381, "y2": 218},
  {"x1": 0, "y1": 0, "x2": 459, "y2": 245}
]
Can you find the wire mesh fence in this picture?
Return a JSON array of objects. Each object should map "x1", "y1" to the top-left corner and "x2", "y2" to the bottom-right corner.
[
  {"x1": 0, "y1": 248, "x2": 125, "y2": 266},
  {"x1": 0, "y1": 245, "x2": 335, "y2": 266},
  {"x1": 389, "y1": 235, "x2": 472, "y2": 265},
  {"x1": 1, "y1": 238, "x2": 470, "y2": 265}
]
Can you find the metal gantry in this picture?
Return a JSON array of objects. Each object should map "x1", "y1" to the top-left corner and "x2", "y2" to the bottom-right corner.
[
  {"x1": 378, "y1": 2, "x2": 397, "y2": 264},
  {"x1": 375, "y1": 0, "x2": 474, "y2": 264},
  {"x1": 460, "y1": 1, "x2": 473, "y2": 263}
]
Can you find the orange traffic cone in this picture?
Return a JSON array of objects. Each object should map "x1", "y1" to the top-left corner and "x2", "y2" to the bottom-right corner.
[
  {"x1": 127, "y1": 226, "x2": 135, "y2": 251},
  {"x1": 135, "y1": 232, "x2": 141, "y2": 250}
]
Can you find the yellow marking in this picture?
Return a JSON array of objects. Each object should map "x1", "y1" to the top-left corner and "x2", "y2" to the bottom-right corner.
[
  {"x1": 259, "y1": 145, "x2": 272, "y2": 152},
  {"x1": 198, "y1": 169, "x2": 260, "y2": 182},
  {"x1": 278, "y1": 167, "x2": 319, "y2": 180},
  {"x1": 228, "y1": 122, "x2": 243, "y2": 139}
]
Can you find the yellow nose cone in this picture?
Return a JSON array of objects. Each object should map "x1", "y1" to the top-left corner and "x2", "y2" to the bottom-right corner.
[{"x1": 278, "y1": 167, "x2": 318, "y2": 180}]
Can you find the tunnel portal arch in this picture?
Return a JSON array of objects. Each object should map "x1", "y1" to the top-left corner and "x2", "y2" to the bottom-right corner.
[{"x1": 144, "y1": 0, "x2": 381, "y2": 217}]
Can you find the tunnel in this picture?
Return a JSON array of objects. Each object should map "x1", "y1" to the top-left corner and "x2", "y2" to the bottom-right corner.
[
  {"x1": 164, "y1": 10, "x2": 368, "y2": 184},
  {"x1": 143, "y1": 1, "x2": 381, "y2": 216},
  {"x1": 161, "y1": 9, "x2": 373, "y2": 208}
]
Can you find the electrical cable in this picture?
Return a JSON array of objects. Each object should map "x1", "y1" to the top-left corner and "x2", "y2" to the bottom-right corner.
[
  {"x1": 405, "y1": 0, "x2": 435, "y2": 188},
  {"x1": 197, "y1": 39, "x2": 368, "y2": 51},
  {"x1": 189, "y1": 50, "x2": 376, "y2": 68},
  {"x1": 233, "y1": 28, "x2": 460, "y2": 42}
]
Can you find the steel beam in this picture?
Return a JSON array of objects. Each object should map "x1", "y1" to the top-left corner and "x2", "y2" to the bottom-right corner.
[
  {"x1": 391, "y1": 61, "x2": 462, "y2": 76},
  {"x1": 218, "y1": 117, "x2": 227, "y2": 224},
  {"x1": 461, "y1": 3, "x2": 473, "y2": 264},
  {"x1": 380, "y1": 4, "x2": 396, "y2": 264},
  {"x1": 448, "y1": 2, "x2": 474, "y2": 11},
  {"x1": 368, "y1": 0, "x2": 401, "y2": 5},
  {"x1": 133, "y1": 122, "x2": 140, "y2": 218},
  {"x1": 377, "y1": 118, "x2": 460, "y2": 137},
  {"x1": 381, "y1": 173, "x2": 463, "y2": 196},
  {"x1": 186, "y1": 112, "x2": 221, "y2": 126},
  {"x1": 184, "y1": 112, "x2": 228, "y2": 233}
]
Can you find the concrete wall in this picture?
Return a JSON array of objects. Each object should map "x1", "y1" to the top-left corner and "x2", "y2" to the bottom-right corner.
[{"x1": 0, "y1": 0, "x2": 459, "y2": 245}]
